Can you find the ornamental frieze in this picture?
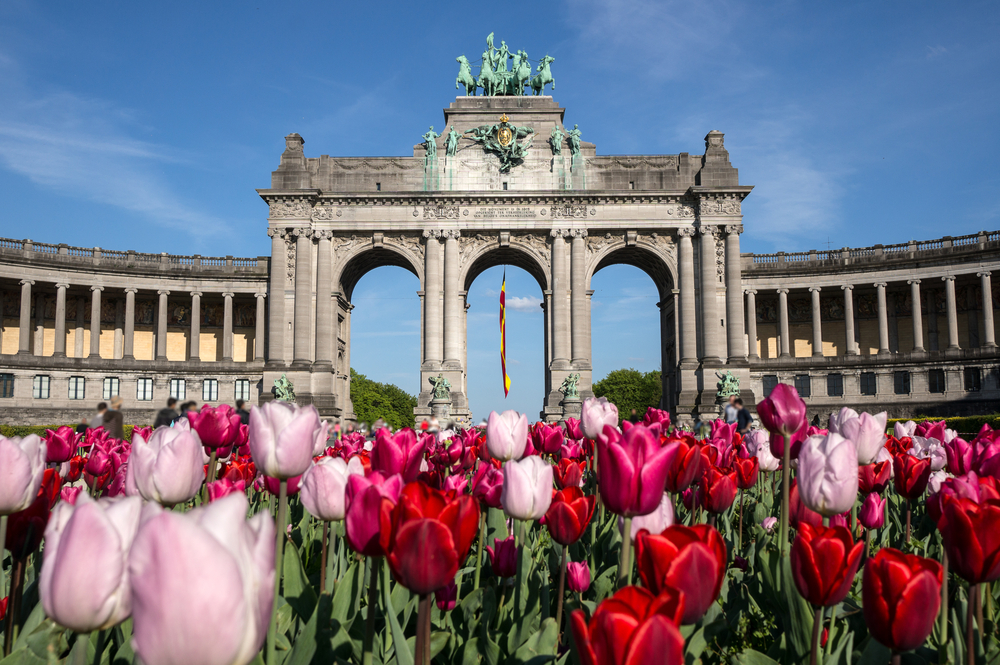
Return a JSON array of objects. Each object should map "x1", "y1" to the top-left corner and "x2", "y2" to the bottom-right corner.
[
  {"x1": 699, "y1": 198, "x2": 741, "y2": 216},
  {"x1": 269, "y1": 199, "x2": 313, "y2": 219},
  {"x1": 423, "y1": 205, "x2": 460, "y2": 220}
]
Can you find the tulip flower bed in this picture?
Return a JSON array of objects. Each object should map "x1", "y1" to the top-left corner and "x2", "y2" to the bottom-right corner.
[{"x1": 1, "y1": 393, "x2": 1000, "y2": 665}]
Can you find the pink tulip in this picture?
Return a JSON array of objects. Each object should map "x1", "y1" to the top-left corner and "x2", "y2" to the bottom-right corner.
[
  {"x1": 531, "y1": 423, "x2": 565, "y2": 456},
  {"x1": 915, "y1": 420, "x2": 947, "y2": 442},
  {"x1": 486, "y1": 410, "x2": 529, "y2": 461},
  {"x1": 371, "y1": 428, "x2": 423, "y2": 482},
  {"x1": 622, "y1": 492, "x2": 674, "y2": 541},
  {"x1": 486, "y1": 536, "x2": 517, "y2": 577},
  {"x1": 129, "y1": 493, "x2": 274, "y2": 665},
  {"x1": 829, "y1": 408, "x2": 887, "y2": 465},
  {"x1": 596, "y1": 424, "x2": 677, "y2": 517},
  {"x1": 563, "y1": 418, "x2": 584, "y2": 441},
  {"x1": 262, "y1": 474, "x2": 301, "y2": 496},
  {"x1": 501, "y1": 456, "x2": 554, "y2": 521},
  {"x1": 126, "y1": 427, "x2": 205, "y2": 506},
  {"x1": 560, "y1": 443, "x2": 584, "y2": 460},
  {"x1": 443, "y1": 474, "x2": 468, "y2": 494},
  {"x1": 435, "y1": 581, "x2": 458, "y2": 611},
  {"x1": 186, "y1": 404, "x2": 243, "y2": 450},
  {"x1": 40, "y1": 494, "x2": 141, "y2": 632},
  {"x1": 471, "y1": 463, "x2": 504, "y2": 508},
  {"x1": 796, "y1": 433, "x2": 859, "y2": 516},
  {"x1": 248, "y1": 401, "x2": 323, "y2": 479},
  {"x1": 757, "y1": 384, "x2": 808, "y2": 458},
  {"x1": 44, "y1": 426, "x2": 80, "y2": 464},
  {"x1": 581, "y1": 397, "x2": 619, "y2": 440},
  {"x1": 0, "y1": 434, "x2": 47, "y2": 515},
  {"x1": 566, "y1": 560, "x2": 591, "y2": 593},
  {"x1": 60, "y1": 486, "x2": 83, "y2": 505},
  {"x1": 207, "y1": 478, "x2": 246, "y2": 503},
  {"x1": 859, "y1": 492, "x2": 886, "y2": 529},
  {"x1": 745, "y1": 430, "x2": 780, "y2": 472},
  {"x1": 301, "y1": 457, "x2": 359, "y2": 521},
  {"x1": 131, "y1": 426, "x2": 153, "y2": 443},
  {"x1": 894, "y1": 420, "x2": 916, "y2": 438},
  {"x1": 910, "y1": 437, "x2": 947, "y2": 472},
  {"x1": 344, "y1": 472, "x2": 403, "y2": 556},
  {"x1": 761, "y1": 516, "x2": 778, "y2": 532},
  {"x1": 642, "y1": 407, "x2": 672, "y2": 430},
  {"x1": 944, "y1": 437, "x2": 974, "y2": 475}
]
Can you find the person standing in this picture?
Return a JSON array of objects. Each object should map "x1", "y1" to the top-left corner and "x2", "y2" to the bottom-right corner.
[
  {"x1": 89, "y1": 402, "x2": 108, "y2": 430},
  {"x1": 735, "y1": 398, "x2": 754, "y2": 435},
  {"x1": 103, "y1": 396, "x2": 125, "y2": 440},
  {"x1": 154, "y1": 398, "x2": 179, "y2": 428},
  {"x1": 235, "y1": 399, "x2": 250, "y2": 425},
  {"x1": 723, "y1": 395, "x2": 738, "y2": 425}
]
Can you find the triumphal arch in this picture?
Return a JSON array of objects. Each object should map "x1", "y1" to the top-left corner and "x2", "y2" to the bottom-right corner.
[{"x1": 258, "y1": 35, "x2": 753, "y2": 424}]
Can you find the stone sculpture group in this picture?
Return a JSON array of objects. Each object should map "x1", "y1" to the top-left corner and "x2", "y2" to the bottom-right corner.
[{"x1": 455, "y1": 32, "x2": 555, "y2": 97}]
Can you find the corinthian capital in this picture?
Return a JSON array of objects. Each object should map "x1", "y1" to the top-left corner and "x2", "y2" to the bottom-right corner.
[
  {"x1": 549, "y1": 229, "x2": 571, "y2": 238},
  {"x1": 266, "y1": 227, "x2": 288, "y2": 239},
  {"x1": 569, "y1": 228, "x2": 588, "y2": 239},
  {"x1": 724, "y1": 224, "x2": 744, "y2": 235},
  {"x1": 676, "y1": 227, "x2": 697, "y2": 238},
  {"x1": 698, "y1": 225, "x2": 720, "y2": 238}
]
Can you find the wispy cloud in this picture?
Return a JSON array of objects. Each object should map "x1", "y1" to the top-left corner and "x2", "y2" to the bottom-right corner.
[
  {"x1": 926, "y1": 45, "x2": 948, "y2": 59},
  {"x1": 506, "y1": 295, "x2": 542, "y2": 312}
]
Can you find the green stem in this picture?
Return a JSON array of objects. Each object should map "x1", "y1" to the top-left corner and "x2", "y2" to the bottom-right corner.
[
  {"x1": 473, "y1": 509, "x2": 486, "y2": 592},
  {"x1": 320, "y1": 521, "x2": 329, "y2": 595},
  {"x1": 825, "y1": 604, "x2": 837, "y2": 661},
  {"x1": 809, "y1": 605, "x2": 823, "y2": 665},
  {"x1": 780, "y1": 436, "x2": 791, "y2": 557},
  {"x1": 69, "y1": 631, "x2": 89, "y2": 665},
  {"x1": 93, "y1": 629, "x2": 107, "y2": 665},
  {"x1": 618, "y1": 516, "x2": 633, "y2": 589},
  {"x1": 325, "y1": 522, "x2": 337, "y2": 595},
  {"x1": 514, "y1": 520, "x2": 526, "y2": 624},
  {"x1": 416, "y1": 593, "x2": 432, "y2": 665},
  {"x1": 203, "y1": 449, "x2": 218, "y2": 503},
  {"x1": 362, "y1": 557, "x2": 381, "y2": 665},
  {"x1": 939, "y1": 551, "x2": 948, "y2": 665},
  {"x1": 265, "y1": 479, "x2": 288, "y2": 665},
  {"x1": 555, "y1": 547, "x2": 567, "y2": 642},
  {"x1": 967, "y1": 585, "x2": 976, "y2": 665}
]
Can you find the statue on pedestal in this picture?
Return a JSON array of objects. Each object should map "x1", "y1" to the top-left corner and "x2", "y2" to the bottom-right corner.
[
  {"x1": 716, "y1": 370, "x2": 740, "y2": 401},
  {"x1": 567, "y1": 124, "x2": 583, "y2": 157},
  {"x1": 445, "y1": 126, "x2": 461, "y2": 156},
  {"x1": 558, "y1": 373, "x2": 581, "y2": 400},
  {"x1": 422, "y1": 126, "x2": 439, "y2": 160},
  {"x1": 429, "y1": 373, "x2": 452, "y2": 401},
  {"x1": 550, "y1": 126, "x2": 565, "y2": 155},
  {"x1": 273, "y1": 374, "x2": 295, "y2": 402}
]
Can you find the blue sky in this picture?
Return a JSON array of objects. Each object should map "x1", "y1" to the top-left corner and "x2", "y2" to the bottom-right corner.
[{"x1": 1, "y1": 1, "x2": 997, "y2": 418}]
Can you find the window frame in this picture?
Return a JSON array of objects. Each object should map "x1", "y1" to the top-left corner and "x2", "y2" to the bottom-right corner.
[
  {"x1": 0, "y1": 373, "x2": 13, "y2": 398},
  {"x1": 202, "y1": 378, "x2": 219, "y2": 403},
  {"x1": 68, "y1": 376, "x2": 86, "y2": 401},
  {"x1": 103, "y1": 377, "x2": 120, "y2": 400},
  {"x1": 928, "y1": 369, "x2": 946, "y2": 394},
  {"x1": 32, "y1": 374, "x2": 51, "y2": 399},
  {"x1": 859, "y1": 372, "x2": 877, "y2": 396},
  {"x1": 762, "y1": 375, "x2": 779, "y2": 397},
  {"x1": 234, "y1": 379, "x2": 251, "y2": 402},
  {"x1": 169, "y1": 378, "x2": 186, "y2": 401},
  {"x1": 894, "y1": 371, "x2": 911, "y2": 395},
  {"x1": 826, "y1": 373, "x2": 844, "y2": 397},
  {"x1": 137, "y1": 377, "x2": 154, "y2": 401},
  {"x1": 794, "y1": 374, "x2": 811, "y2": 398},
  {"x1": 965, "y1": 367, "x2": 982, "y2": 392}
]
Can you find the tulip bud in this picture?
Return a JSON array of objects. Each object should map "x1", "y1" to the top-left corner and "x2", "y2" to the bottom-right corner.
[
  {"x1": 501, "y1": 456, "x2": 554, "y2": 521},
  {"x1": 435, "y1": 581, "x2": 457, "y2": 611},
  {"x1": 486, "y1": 536, "x2": 517, "y2": 577},
  {"x1": 581, "y1": 396, "x2": 618, "y2": 440},
  {"x1": 566, "y1": 560, "x2": 591, "y2": 592},
  {"x1": 300, "y1": 457, "x2": 358, "y2": 521},
  {"x1": 486, "y1": 410, "x2": 529, "y2": 461},
  {"x1": 757, "y1": 384, "x2": 807, "y2": 458},
  {"x1": 761, "y1": 516, "x2": 778, "y2": 532},
  {"x1": 126, "y1": 427, "x2": 205, "y2": 507},
  {"x1": 858, "y1": 492, "x2": 886, "y2": 529},
  {"x1": 0, "y1": 434, "x2": 47, "y2": 515},
  {"x1": 796, "y1": 433, "x2": 859, "y2": 516},
  {"x1": 40, "y1": 494, "x2": 142, "y2": 632},
  {"x1": 44, "y1": 426, "x2": 80, "y2": 464},
  {"x1": 186, "y1": 405, "x2": 242, "y2": 450},
  {"x1": 249, "y1": 401, "x2": 323, "y2": 479}
]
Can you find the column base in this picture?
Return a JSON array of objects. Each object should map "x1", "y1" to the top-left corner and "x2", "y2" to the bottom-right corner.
[
  {"x1": 877, "y1": 350, "x2": 891, "y2": 357},
  {"x1": 290, "y1": 359, "x2": 312, "y2": 369},
  {"x1": 778, "y1": 353, "x2": 792, "y2": 359},
  {"x1": 155, "y1": 355, "x2": 168, "y2": 361},
  {"x1": 726, "y1": 357, "x2": 749, "y2": 366},
  {"x1": 983, "y1": 343, "x2": 998, "y2": 349},
  {"x1": 811, "y1": 352, "x2": 824, "y2": 358}
]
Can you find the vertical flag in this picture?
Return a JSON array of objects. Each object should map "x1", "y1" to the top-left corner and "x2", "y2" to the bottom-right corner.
[{"x1": 500, "y1": 269, "x2": 511, "y2": 397}]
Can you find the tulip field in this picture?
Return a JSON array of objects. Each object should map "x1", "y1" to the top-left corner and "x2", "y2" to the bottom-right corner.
[{"x1": 1, "y1": 388, "x2": 999, "y2": 665}]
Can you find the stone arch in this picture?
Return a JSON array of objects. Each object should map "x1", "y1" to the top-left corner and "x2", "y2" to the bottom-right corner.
[
  {"x1": 460, "y1": 237, "x2": 550, "y2": 293},
  {"x1": 333, "y1": 240, "x2": 424, "y2": 301},
  {"x1": 586, "y1": 238, "x2": 677, "y2": 299}
]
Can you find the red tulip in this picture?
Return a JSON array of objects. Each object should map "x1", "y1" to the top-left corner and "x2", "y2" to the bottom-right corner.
[
  {"x1": 734, "y1": 456, "x2": 759, "y2": 490},
  {"x1": 554, "y1": 458, "x2": 585, "y2": 489},
  {"x1": 596, "y1": 425, "x2": 678, "y2": 517},
  {"x1": 863, "y1": 548, "x2": 942, "y2": 652},
  {"x1": 635, "y1": 524, "x2": 727, "y2": 624},
  {"x1": 858, "y1": 461, "x2": 892, "y2": 495},
  {"x1": 187, "y1": 404, "x2": 243, "y2": 450},
  {"x1": 486, "y1": 536, "x2": 517, "y2": 577},
  {"x1": 0, "y1": 597, "x2": 6, "y2": 622},
  {"x1": 700, "y1": 467, "x2": 738, "y2": 514},
  {"x1": 344, "y1": 472, "x2": 403, "y2": 557},
  {"x1": 934, "y1": 495, "x2": 1000, "y2": 584},
  {"x1": 790, "y1": 523, "x2": 863, "y2": 607},
  {"x1": 544, "y1": 487, "x2": 596, "y2": 546},
  {"x1": 62, "y1": 455, "x2": 86, "y2": 483},
  {"x1": 663, "y1": 439, "x2": 701, "y2": 493},
  {"x1": 571, "y1": 586, "x2": 685, "y2": 665},
  {"x1": 893, "y1": 454, "x2": 932, "y2": 501},
  {"x1": 387, "y1": 481, "x2": 480, "y2": 595}
]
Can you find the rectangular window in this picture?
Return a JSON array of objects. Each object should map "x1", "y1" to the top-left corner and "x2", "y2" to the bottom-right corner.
[
  {"x1": 860, "y1": 372, "x2": 877, "y2": 396},
  {"x1": 928, "y1": 369, "x2": 946, "y2": 394},
  {"x1": 103, "y1": 377, "x2": 120, "y2": 400},
  {"x1": 235, "y1": 379, "x2": 251, "y2": 402},
  {"x1": 33, "y1": 375, "x2": 51, "y2": 399},
  {"x1": 965, "y1": 367, "x2": 982, "y2": 392},
  {"x1": 827, "y1": 373, "x2": 844, "y2": 397},
  {"x1": 894, "y1": 371, "x2": 911, "y2": 395},
  {"x1": 68, "y1": 376, "x2": 85, "y2": 400},
  {"x1": 203, "y1": 379, "x2": 219, "y2": 402},
  {"x1": 762, "y1": 375, "x2": 779, "y2": 397},
  {"x1": 0, "y1": 373, "x2": 13, "y2": 398},
  {"x1": 137, "y1": 377, "x2": 154, "y2": 401},
  {"x1": 169, "y1": 378, "x2": 186, "y2": 401},
  {"x1": 794, "y1": 375, "x2": 811, "y2": 398}
]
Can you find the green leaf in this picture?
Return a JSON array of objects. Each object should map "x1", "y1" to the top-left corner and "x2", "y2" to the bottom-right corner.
[
  {"x1": 331, "y1": 560, "x2": 364, "y2": 626},
  {"x1": 285, "y1": 597, "x2": 319, "y2": 665},
  {"x1": 382, "y1": 563, "x2": 414, "y2": 665},
  {"x1": 512, "y1": 618, "x2": 559, "y2": 664},
  {"x1": 780, "y1": 556, "x2": 813, "y2": 662},
  {"x1": 729, "y1": 649, "x2": 781, "y2": 665},
  {"x1": 9, "y1": 602, "x2": 46, "y2": 654},
  {"x1": 283, "y1": 541, "x2": 318, "y2": 622},
  {"x1": 0, "y1": 648, "x2": 47, "y2": 665},
  {"x1": 857, "y1": 637, "x2": 892, "y2": 665}
]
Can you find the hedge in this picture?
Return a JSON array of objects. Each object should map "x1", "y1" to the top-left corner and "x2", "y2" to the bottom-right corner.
[
  {"x1": 886, "y1": 414, "x2": 1000, "y2": 436},
  {"x1": 0, "y1": 424, "x2": 137, "y2": 441}
]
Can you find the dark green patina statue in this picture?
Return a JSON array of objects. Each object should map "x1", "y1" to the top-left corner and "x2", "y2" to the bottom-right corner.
[
  {"x1": 464, "y1": 113, "x2": 534, "y2": 171},
  {"x1": 455, "y1": 34, "x2": 555, "y2": 97}
]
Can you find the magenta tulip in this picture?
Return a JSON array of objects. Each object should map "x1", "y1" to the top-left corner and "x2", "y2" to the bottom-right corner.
[
  {"x1": 44, "y1": 426, "x2": 80, "y2": 464},
  {"x1": 344, "y1": 472, "x2": 403, "y2": 556},
  {"x1": 859, "y1": 492, "x2": 886, "y2": 529},
  {"x1": 564, "y1": 418, "x2": 584, "y2": 441},
  {"x1": 596, "y1": 424, "x2": 677, "y2": 517},
  {"x1": 567, "y1": 560, "x2": 591, "y2": 592},
  {"x1": 581, "y1": 396, "x2": 619, "y2": 440},
  {"x1": 207, "y1": 478, "x2": 246, "y2": 502},
  {"x1": 796, "y1": 433, "x2": 859, "y2": 516},
  {"x1": 471, "y1": 463, "x2": 504, "y2": 508},
  {"x1": 187, "y1": 404, "x2": 242, "y2": 450},
  {"x1": 129, "y1": 493, "x2": 274, "y2": 665},
  {"x1": 371, "y1": 427, "x2": 423, "y2": 482},
  {"x1": 40, "y1": 494, "x2": 142, "y2": 631},
  {"x1": 757, "y1": 384, "x2": 808, "y2": 457},
  {"x1": 0, "y1": 433, "x2": 47, "y2": 515},
  {"x1": 248, "y1": 401, "x2": 323, "y2": 479},
  {"x1": 301, "y1": 456, "x2": 359, "y2": 521},
  {"x1": 126, "y1": 426, "x2": 205, "y2": 506},
  {"x1": 486, "y1": 410, "x2": 529, "y2": 461},
  {"x1": 532, "y1": 423, "x2": 565, "y2": 455},
  {"x1": 944, "y1": 436, "x2": 974, "y2": 475},
  {"x1": 486, "y1": 536, "x2": 517, "y2": 577},
  {"x1": 501, "y1": 456, "x2": 554, "y2": 520}
]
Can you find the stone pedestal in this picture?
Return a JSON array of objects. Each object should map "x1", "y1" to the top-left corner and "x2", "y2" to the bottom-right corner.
[
  {"x1": 430, "y1": 397, "x2": 452, "y2": 422},
  {"x1": 560, "y1": 396, "x2": 582, "y2": 421}
]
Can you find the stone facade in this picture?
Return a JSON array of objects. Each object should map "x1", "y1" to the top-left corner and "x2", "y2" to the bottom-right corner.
[{"x1": 0, "y1": 94, "x2": 994, "y2": 425}]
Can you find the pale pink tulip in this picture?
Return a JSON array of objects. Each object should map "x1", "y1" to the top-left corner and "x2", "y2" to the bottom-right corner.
[
  {"x1": 501, "y1": 456, "x2": 553, "y2": 520},
  {"x1": 249, "y1": 401, "x2": 323, "y2": 479},
  {"x1": 126, "y1": 427, "x2": 205, "y2": 506},
  {"x1": 300, "y1": 457, "x2": 360, "y2": 521},
  {"x1": 486, "y1": 410, "x2": 529, "y2": 461},
  {"x1": 581, "y1": 396, "x2": 619, "y2": 440},
  {"x1": 0, "y1": 434, "x2": 47, "y2": 515}
]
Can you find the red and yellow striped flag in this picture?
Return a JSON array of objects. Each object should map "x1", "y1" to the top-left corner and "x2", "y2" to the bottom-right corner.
[{"x1": 500, "y1": 269, "x2": 511, "y2": 397}]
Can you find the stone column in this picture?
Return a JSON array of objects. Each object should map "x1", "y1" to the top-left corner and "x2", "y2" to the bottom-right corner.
[
  {"x1": 745, "y1": 289, "x2": 758, "y2": 359},
  {"x1": 980, "y1": 272, "x2": 996, "y2": 348},
  {"x1": 189, "y1": 292, "x2": 202, "y2": 361},
  {"x1": 443, "y1": 230, "x2": 462, "y2": 366},
  {"x1": 222, "y1": 292, "x2": 234, "y2": 361},
  {"x1": 89, "y1": 286, "x2": 103, "y2": 358},
  {"x1": 908, "y1": 280, "x2": 924, "y2": 352},
  {"x1": 678, "y1": 228, "x2": 698, "y2": 362},
  {"x1": 550, "y1": 230, "x2": 571, "y2": 365},
  {"x1": 114, "y1": 299, "x2": 123, "y2": 359},
  {"x1": 842, "y1": 285, "x2": 857, "y2": 355},
  {"x1": 315, "y1": 231, "x2": 334, "y2": 368},
  {"x1": 292, "y1": 229, "x2": 313, "y2": 366},
  {"x1": 699, "y1": 225, "x2": 722, "y2": 363},
  {"x1": 423, "y1": 230, "x2": 443, "y2": 366},
  {"x1": 875, "y1": 282, "x2": 890, "y2": 356},
  {"x1": 54, "y1": 283, "x2": 68, "y2": 357},
  {"x1": 543, "y1": 291, "x2": 552, "y2": 394},
  {"x1": 156, "y1": 290, "x2": 169, "y2": 360},
  {"x1": 570, "y1": 229, "x2": 589, "y2": 365},
  {"x1": 123, "y1": 288, "x2": 137, "y2": 359},
  {"x1": 33, "y1": 292, "x2": 44, "y2": 356},
  {"x1": 724, "y1": 225, "x2": 745, "y2": 362},
  {"x1": 943, "y1": 275, "x2": 959, "y2": 349},
  {"x1": 809, "y1": 287, "x2": 823, "y2": 357},
  {"x1": 74, "y1": 296, "x2": 86, "y2": 357},
  {"x1": 777, "y1": 288, "x2": 791, "y2": 358},
  {"x1": 266, "y1": 228, "x2": 288, "y2": 363},
  {"x1": 255, "y1": 293, "x2": 267, "y2": 360},
  {"x1": 18, "y1": 280, "x2": 33, "y2": 355}
]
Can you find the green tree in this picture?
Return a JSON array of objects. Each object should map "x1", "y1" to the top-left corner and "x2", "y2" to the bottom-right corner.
[
  {"x1": 349, "y1": 368, "x2": 418, "y2": 430},
  {"x1": 592, "y1": 368, "x2": 662, "y2": 422}
]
